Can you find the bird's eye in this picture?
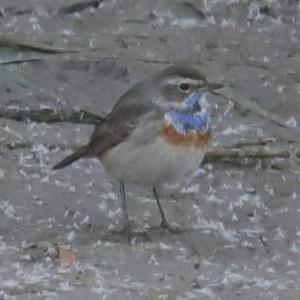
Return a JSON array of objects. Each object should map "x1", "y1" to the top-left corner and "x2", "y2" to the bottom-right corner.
[{"x1": 179, "y1": 83, "x2": 190, "y2": 92}]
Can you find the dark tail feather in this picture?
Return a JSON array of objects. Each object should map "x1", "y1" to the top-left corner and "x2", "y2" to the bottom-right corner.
[{"x1": 53, "y1": 146, "x2": 88, "y2": 170}]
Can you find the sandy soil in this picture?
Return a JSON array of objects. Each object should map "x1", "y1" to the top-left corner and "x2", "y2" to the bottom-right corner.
[{"x1": 1, "y1": 0, "x2": 300, "y2": 299}]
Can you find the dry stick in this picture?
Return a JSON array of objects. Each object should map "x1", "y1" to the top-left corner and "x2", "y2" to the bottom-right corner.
[
  {"x1": 205, "y1": 146, "x2": 295, "y2": 161},
  {"x1": 219, "y1": 88, "x2": 300, "y2": 135},
  {"x1": 224, "y1": 138, "x2": 277, "y2": 148},
  {"x1": 0, "y1": 56, "x2": 173, "y2": 66},
  {"x1": 0, "y1": 106, "x2": 104, "y2": 125},
  {"x1": 4, "y1": 141, "x2": 33, "y2": 150},
  {"x1": 3, "y1": 285, "x2": 56, "y2": 296},
  {"x1": 225, "y1": 59, "x2": 271, "y2": 71},
  {"x1": 0, "y1": 35, "x2": 79, "y2": 54},
  {"x1": 58, "y1": 0, "x2": 103, "y2": 14},
  {"x1": 0, "y1": 58, "x2": 44, "y2": 65}
]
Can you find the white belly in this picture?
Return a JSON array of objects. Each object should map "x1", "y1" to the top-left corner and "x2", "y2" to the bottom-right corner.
[{"x1": 101, "y1": 135, "x2": 206, "y2": 187}]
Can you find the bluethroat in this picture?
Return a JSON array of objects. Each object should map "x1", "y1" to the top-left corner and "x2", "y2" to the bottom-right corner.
[{"x1": 53, "y1": 65, "x2": 223, "y2": 239}]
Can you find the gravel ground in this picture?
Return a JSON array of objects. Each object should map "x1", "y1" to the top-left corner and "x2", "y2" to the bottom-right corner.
[{"x1": 1, "y1": 0, "x2": 300, "y2": 299}]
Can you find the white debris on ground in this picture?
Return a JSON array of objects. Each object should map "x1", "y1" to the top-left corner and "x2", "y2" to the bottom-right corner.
[{"x1": 1, "y1": 0, "x2": 300, "y2": 299}]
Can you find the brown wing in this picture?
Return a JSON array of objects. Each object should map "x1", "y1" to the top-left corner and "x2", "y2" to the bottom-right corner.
[
  {"x1": 52, "y1": 122, "x2": 121, "y2": 170},
  {"x1": 89, "y1": 81, "x2": 161, "y2": 150},
  {"x1": 53, "y1": 84, "x2": 158, "y2": 169}
]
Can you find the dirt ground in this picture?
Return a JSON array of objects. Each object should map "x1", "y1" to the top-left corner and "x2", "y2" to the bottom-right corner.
[{"x1": 1, "y1": 0, "x2": 300, "y2": 299}]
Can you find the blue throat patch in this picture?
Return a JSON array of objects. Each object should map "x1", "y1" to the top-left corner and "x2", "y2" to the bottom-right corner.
[{"x1": 164, "y1": 91, "x2": 209, "y2": 134}]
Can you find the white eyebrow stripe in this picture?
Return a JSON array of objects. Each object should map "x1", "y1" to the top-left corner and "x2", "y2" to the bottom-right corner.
[{"x1": 165, "y1": 78, "x2": 204, "y2": 86}]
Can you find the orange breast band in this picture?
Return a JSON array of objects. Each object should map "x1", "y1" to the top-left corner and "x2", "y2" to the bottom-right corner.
[{"x1": 161, "y1": 124, "x2": 211, "y2": 148}]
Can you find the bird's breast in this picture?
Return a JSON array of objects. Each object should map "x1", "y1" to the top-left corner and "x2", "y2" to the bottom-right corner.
[{"x1": 160, "y1": 123, "x2": 211, "y2": 148}]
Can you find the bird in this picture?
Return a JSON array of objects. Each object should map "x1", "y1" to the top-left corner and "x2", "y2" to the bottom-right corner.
[{"x1": 53, "y1": 64, "x2": 223, "y2": 240}]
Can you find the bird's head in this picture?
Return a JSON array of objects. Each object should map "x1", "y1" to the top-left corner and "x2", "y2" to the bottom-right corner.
[
  {"x1": 151, "y1": 64, "x2": 223, "y2": 111},
  {"x1": 150, "y1": 65, "x2": 223, "y2": 134}
]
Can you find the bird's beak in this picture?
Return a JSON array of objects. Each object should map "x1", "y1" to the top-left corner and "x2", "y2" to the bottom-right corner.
[{"x1": 206, "y1": 82, "x2": 224, "y2": 91}]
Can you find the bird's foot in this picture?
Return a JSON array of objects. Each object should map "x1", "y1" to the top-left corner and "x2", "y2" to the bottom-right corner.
[
  {"x1": 160, "y1": 219, "x2": 183, "y2": 234},
  {"x1": 123, "y1": 223, "x2": 133, "y2": 244},
  {"x1": 115, "y1": 223, "x2": 151, "y2": 244}
]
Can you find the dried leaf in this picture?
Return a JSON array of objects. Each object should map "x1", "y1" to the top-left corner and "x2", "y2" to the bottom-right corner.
[{"x1": 57, "y1": 247, "x2": 77, "y2": 265}]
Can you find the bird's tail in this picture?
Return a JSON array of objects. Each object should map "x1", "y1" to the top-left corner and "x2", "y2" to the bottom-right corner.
[{"x1": 53, "y1": 145, "x2": 89, "y2": 170}]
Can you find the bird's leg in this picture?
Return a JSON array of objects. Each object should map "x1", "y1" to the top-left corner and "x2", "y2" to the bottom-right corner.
[
  {"x1": 152, "y1": 187, "x2": 171, "y2": 229},
  {"x1": 119, "y1": 181, "x2": 132, "y2": 241}
]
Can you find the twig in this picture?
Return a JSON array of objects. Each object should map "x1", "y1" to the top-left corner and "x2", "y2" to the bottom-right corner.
[
  {"x1": 226, "y1": 59, "x2": 271, "y2": 71},
  {"x1": 218, "y1": 88, "x2": 300, "y2": 135},
  {"x1": 205, "y1": 146, "x2": 294, "y2": 161},
  {"x1": 3, "y1": 285, "x2": 56, "y2": 296},
  {"x1": 4, "y1": 141, "x2": 33, "y2": 150},
  {"x1": 0, "y1": 106, "x2": 105, "y2": 124},
  {"x1": 259, "y1": 234, "x2": 270, "y2": 254},
  {"x1": 223, "y1": 138, "x2": 277, "y2": 148},
  {"x1": 0, "y1": 58, "x2": 44, "y2": 65},
  {"x1": 0, "y1": 35, "x2": 79, "y2": 53},
  {"x1": 139, "y1": 58, "x2": 172, "y2": 65},
  {"x1": 58, "y1": 0, "x2": 103, "y2": 14}
]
